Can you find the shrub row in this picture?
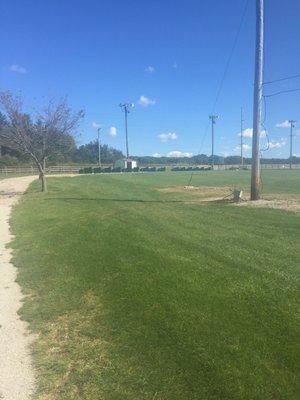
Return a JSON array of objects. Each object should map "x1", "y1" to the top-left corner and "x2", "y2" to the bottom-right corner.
[
  {"x1": 78, "y1": 166, "x2": 167, "y2": 174},
  {"x1": 171, "y1": 166, "x2": 212, "y2": 171},
  {"x1": 78, "y1": 166, "x2": 211, "y2": 174}
]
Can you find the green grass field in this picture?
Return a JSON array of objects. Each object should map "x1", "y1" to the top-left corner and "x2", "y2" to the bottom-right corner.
[{"x1": 11, "y1": 170, "x2": 300, "y2": 399}]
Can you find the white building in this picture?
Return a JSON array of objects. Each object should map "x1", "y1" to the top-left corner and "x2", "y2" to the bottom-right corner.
[{"x1": 114, "y1": 159, "x2": 137, "y2": 170}]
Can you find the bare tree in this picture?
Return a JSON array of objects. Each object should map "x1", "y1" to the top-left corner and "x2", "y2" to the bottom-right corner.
[{"x1": 0, "y1": 91, "x2": 84, "y2": 192}]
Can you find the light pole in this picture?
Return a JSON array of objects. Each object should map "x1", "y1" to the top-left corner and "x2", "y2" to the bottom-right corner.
[
  {"x1": 240, "y1": 107, "x2": 244, "y2": 167},
  {"x1": 97, "y1": 127, "x2": 101, "y2": 167},
  {"x1": 209, "y1": 115, "x2": 218, "y2": 169},
  {"x1": 119, "y1": 103, "x2": 134, "y2": 159},
  {"x1": 289, "y1": 120, "x2": 296, "y2": 169}
]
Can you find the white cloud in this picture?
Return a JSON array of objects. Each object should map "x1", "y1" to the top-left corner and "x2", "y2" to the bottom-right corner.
[
  {"x1": 92, "y1": 122, "x2": 102, "y2": 129},
  {"x1": 145, "y1": 66, "x2": 155, "y2": 73},
  {"x1": 157, "y1": 132, "x2": 178, "y2": 142},
  {"x1": 167, "y1": 151, "x2": 193, "y2": 158},
  {"x1": 269, "y1": 139, "x2": 286, "y2": 149},
  {"x1": 108, "y1": 126, "x2": 117, "y2": 137},
  {"x1": 9, "y1": 64, "x2": 27, "y2": 74},
  {"x1": 138, "y1": 95, "x2": 156, "y2": 107},
  {"x1": 237, "y1": 127, "x2": 266, "y2": 138},
  {"x1": 276, "y1": 120, "x2": 290, "y2": 129},
  {"x1": 152, "y1": 152, "x2": 162, "y2": 158},
  {"x1": 234, "y1": 144, "x2": 251, "y2": 152}
]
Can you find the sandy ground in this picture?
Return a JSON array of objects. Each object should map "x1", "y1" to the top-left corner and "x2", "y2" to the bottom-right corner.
[
  {"x1": 0, "y1": 176, "x2": 37, "y2": 400},
  {"x1": 158, "y1": 185, "x2": 300, "y2": 212},
  {"x1": 0, "y1": 174, "x2": 81, "y2": 400}
]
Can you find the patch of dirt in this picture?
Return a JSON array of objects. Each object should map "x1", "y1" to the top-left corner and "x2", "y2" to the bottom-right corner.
[
  {"x1": 0, "y1": 174, "x2": 79, "y2": 400},
  {"x1": 0, "y1": 176, "x2": 37, "y2": 400},
  {"x1": 158, "y1": 185, "x2": 231, "y2": 197},
  {"x1": 236, "y1": 197, "x2": 300, "y2": 213},
  {"x1": 158, "y1": 185, "x2": 300, "y2": 212}
]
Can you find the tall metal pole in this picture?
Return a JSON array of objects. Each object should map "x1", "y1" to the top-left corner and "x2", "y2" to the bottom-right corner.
[
  {"x1": 97, "y1": 128, "x2": 101, "y2": 167},
  {"x1": 209, "y1": 115, "x2": 218, "y2": 170},
  {"x1": 124, "y1": 108, "x2": 129, "y2": 159},
  {"x1": 119, "y1": 103, "x2": 134, "y2": 159},
  {"x1": 251, "y1": 0, "x2": 264, "y2": 200},
  {"x1": 240, "y1": 107, "x2": 244, "y2": 167},
  {"x1": 289, "y1": 120, "x2": 296, "y2": 169}
]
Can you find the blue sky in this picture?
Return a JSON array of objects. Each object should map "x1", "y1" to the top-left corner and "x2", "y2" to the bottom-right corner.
[{"x1": 1, "y1": 0, "x2": 299, "y2": 158}]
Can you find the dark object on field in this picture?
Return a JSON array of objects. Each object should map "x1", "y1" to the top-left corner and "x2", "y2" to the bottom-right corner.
[
  {"x1": 171, "y1": 166, "x2": 186, "y2": 171},
  {"x1": 204, "y1": 166, "x2": 212, "y2": 171},
  {"x1": 112, "y1": 167, "x2": 122, "y2": 173},
  {"x1": 140, "y1": 166, "x2": 156, "y2": 172},
  {"x1": 233, "y1": 189, "x2": 243, "y2": 202},
  {"x1": 93, "y1": 167, "x2": 102, "y2": 174},
  {"x1": 103, "y1": 167, "x2": 112, "y2": 173},
  {"x1": 82, "y1": 167, "x2": 93, "y2": 174},
  {"x1": 157, "y1": 167, "x2": 166, "y2": 172},
  {"x1": 132, "y1": 167, "x2": 140, "y2": 172}
]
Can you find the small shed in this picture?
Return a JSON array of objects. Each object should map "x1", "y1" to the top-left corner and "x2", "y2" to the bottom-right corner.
[{"x1": 114, "y1": 158, "x2": 137, "y2": 171}]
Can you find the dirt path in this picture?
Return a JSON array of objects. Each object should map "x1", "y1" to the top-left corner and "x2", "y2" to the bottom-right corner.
[
  {"x1": 0, "y1": 174, "x2": 81, "y2": 399},
  {"x1": 0, "y1": 176, "x2": 38, "y2": 400}
]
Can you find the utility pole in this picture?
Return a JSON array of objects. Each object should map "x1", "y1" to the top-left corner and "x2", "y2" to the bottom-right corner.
[
  {"x1": 97, "y1": 127, "x2": 101, "y2": 167},
  {"x1": 289, "y1": 120, "x2": 296, "y2": 169},
  {"x1": 251, "y1": 0, "x2": 264, "y2": 200},
  {"x1": 240, "y1": 107, "x2": 244, "y2": 167},
  {"x1": 119, "y1": 103, "x2": 134, "y2": 159},
  {"x1": 209, "y1": 115, "x2": 218, "y2": 169}
]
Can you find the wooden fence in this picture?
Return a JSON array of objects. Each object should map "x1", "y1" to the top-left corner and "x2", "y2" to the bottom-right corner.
[{"x1": 0, "y1": 163, "x2": 299, "y2": 175}]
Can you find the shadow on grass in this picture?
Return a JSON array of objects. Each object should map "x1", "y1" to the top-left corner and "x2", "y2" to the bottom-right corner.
[
  {"x1": 44, "y1": 197, "x2": 232, "y2": 205},
  {"x1": 44, "y1": 197, "x2": 190, "y2": 204}
]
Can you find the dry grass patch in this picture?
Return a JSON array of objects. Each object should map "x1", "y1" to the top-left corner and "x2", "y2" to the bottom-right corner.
[
  {"x1": 236, "y1": 196, "x2": 300, "y2": 213},
  {"x1": 158, "y1": 185, "x2": 231, "y2": 198},
  {"x1": 158, "y1": 185, "x2": 300, "y2": 212}
]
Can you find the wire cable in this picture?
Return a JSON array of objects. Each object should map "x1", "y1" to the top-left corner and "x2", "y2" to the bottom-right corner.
[
  {"x1": 263, "y1": 73, "x2": 300, "y2": 85},
  {"x1": 264, "y1": 88, "x2": 300, "y2": 98},
  {"x1": 187, "y1": 0, "x2": 250, "y2": 186}
]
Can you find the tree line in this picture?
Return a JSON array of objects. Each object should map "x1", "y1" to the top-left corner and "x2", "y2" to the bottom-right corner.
[{"x1": 1, "y1": 91, "x2": 299, "y2": 192}]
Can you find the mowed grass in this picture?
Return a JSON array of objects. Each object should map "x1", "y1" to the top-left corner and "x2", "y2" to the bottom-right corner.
[{"x1": 11, "y1": 170, "x2": 300, "y2": 399}]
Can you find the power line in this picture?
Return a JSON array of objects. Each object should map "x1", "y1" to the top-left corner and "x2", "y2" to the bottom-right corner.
[
  {"x1": 264, "y1": 88, "x2": 300, "y2": 98},
  {"x1": 263, "y1": 73, "x2": 300, "y2": 85},
  {"x1": 211, "y1": 0, "x2": 250, "y2": 113},
  {"x1": 188, "y1": 0, "x2": 250, "y2": 186}
]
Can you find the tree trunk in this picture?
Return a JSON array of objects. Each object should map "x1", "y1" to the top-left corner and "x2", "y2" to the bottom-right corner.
[
  {"x1": 37, "y1": 164, "x2": 47, "y2": 192},
  {"x1": 41, "y1": 171, "x2": 47, "y2": 192}
]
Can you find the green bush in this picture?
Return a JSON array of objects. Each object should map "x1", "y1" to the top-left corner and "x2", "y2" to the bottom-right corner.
[
  {"x1": 103, "y1": 167, "x2": 112, "y2": 173},
  {"x1": 83, "y1": 167, "x2": 93, "y2": 174},
  {"x1": 112, "y1": 167, "x2": 122, "y2": 173},
  {"x1": 93, "y1": 167, "x2": 102, "y2": 174}
]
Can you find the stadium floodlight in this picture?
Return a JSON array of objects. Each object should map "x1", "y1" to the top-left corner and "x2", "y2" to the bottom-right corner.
[{"x1": 119, "y1": 103, "x2": 134, "y2": 158}]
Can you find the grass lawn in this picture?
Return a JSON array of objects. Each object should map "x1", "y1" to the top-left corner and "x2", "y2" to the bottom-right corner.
[{"x1": 11, "y1": 170, "x2": 300, "y2": 399}]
